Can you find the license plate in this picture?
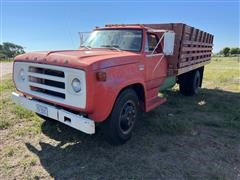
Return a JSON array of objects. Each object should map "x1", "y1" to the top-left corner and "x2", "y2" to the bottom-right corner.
[{"x1": 36, "y1": 104, "x2": 48, "y2": 116}]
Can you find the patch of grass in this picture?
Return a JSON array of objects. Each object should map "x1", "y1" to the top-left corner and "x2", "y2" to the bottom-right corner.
[
  {"x1": 15, "y1": 119, "x2": 42, "y2": 136},
  {"x1": 15, "y1": 115, "x2": 42, "y2": 136},
  {"x1": 3, "y1": 147, "x2": 15, "y2": 157},
  {"x1": 0, "y1": 77, "x2": 42, "y2": 132},
  {"x1": 12, "y1": 106, "x2": 35, "y2": 119},
  {"x1": 192, "y1": 89, "x2": 240, "y2": 130},
  {"x1": 209, "y1": 172, "x2": 227, "y2": 180},
  {"x1": 15, "y1": 128, "x2": 27, "y2": 136},
  {"x1": 0, "y1": 78, "x2": 15, "y2": 92},
  {"x1": 0, "y1": 99, "x2": 16, "y2": 129},
  {"x1": 0, "y1": 120, "x2": 10, "y2": 130},
  {"x1": 0, "y1": 59, "x2": 14, "y2": 63},
  {"x1": 144, "y1": 110, "x2": 193, "y2": 135},
  {"x1": 204, "y1": 57, "x2": 240, "y2": 91},
  {"x1": 29, "y1": 116, "x2": 42, "y2": 134},
  {"x1": 158, "y1": 144, "x2": 168, "y2": 152},
  {"x1": 0, "y1": 98, "x2": 10, "y2": 110},
  {"x1": 21, "y1": 157, "x2": 37, "y2": 169}
]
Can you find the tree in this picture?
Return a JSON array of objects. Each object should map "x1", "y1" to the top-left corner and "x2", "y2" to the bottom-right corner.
[
  {"x1": 222, "y1": 47, "x2": 230, "y2": 57},
  {"x1": 230, "y1": 47, "x2": 240, "y2": 55},
  {"x1": 0, "y1": 52, "x2": 5, "y2": 59},
  {"x1": 219, "y1": 49, "x2": 223, "y2": 55},
  {"x1": 0, "y1": 42, "x2": 25, "y2": 59}
]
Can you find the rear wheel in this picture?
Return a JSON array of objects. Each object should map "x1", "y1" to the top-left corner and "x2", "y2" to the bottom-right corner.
[
  {"x1": 179, "y1": 69, "x2": 202, "y2": 96},
  {"x1": 103, "y1": 89, "x2": 140, "y2": 145}
]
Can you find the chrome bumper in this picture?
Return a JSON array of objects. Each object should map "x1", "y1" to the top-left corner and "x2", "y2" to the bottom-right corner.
[{"x1": 12, "y1": 92, "x2": 95, "y2": 134}]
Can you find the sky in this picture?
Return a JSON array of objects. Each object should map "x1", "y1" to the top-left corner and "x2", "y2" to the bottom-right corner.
[{"x1": 1, "y1": 0, "x2": 239, "y2": 53}]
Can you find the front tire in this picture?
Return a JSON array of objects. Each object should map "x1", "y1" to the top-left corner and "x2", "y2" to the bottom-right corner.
[{"x1": 103, "y1": 89, "x2": 140, "y2": 145}]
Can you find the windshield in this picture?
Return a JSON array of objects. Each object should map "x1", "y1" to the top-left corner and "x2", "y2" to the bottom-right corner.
[{"x1": 83, "y1": 29, "x2": 143, "y2": 52}]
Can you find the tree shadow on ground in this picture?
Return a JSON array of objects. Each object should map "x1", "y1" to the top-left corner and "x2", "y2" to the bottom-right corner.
[{"x1": 26, "y1": 88, "x2": 240, "y2": 179}]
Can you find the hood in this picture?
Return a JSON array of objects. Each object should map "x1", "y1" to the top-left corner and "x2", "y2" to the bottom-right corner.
[{"x1": 14, "y1": 49, "x2": 141, "y2": 71}]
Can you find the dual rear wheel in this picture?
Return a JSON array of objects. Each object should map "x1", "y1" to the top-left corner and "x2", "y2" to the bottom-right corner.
[{"x1": 178, "y1": 68, "x2": 203, "y2": 96}]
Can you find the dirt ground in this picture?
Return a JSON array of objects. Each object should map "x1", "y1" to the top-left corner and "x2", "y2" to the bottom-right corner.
[{"x1": 1, "y1": 88, "x2": 239, "y2": 179}]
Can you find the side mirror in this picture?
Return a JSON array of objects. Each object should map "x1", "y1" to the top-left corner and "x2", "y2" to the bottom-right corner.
[
  {"x1": 163, "y1": 32, "x2": 175, "y2": 55},
  {"x1": 79, "y1": 32, "x2": 91, "y2": 47}
]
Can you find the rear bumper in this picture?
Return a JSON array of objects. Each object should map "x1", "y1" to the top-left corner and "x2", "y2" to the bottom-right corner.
[{"x1": 12, "y1": 92, "x2": 95, "y2": 134}]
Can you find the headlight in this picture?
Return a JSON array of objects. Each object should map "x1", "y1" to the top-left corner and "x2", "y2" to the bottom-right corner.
[
  {"x1": 71, "y1": 78, "x2": 81, "y2": 92},
  {"x1": 19, "y1": 69, "x2": 26, "y2": 81}
]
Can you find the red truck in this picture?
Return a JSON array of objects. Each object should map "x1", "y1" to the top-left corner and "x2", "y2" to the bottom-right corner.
[{"x1": 12, "y1": 23, "x2": 214, "y2": 145}]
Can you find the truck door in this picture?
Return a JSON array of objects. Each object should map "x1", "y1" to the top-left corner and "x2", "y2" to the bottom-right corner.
[{"x1": 144, "y1": 32, "x2": 167, "y2": 87}]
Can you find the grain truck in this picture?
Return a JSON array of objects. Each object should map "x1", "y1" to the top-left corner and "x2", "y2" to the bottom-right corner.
[{"x1": 12, "y1": 23, "x2": 214, "y2": 145}]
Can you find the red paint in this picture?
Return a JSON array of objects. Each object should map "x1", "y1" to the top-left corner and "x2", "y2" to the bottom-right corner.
[{"x1": 14, "y1": 25, "x2": 169, "y2": 122}]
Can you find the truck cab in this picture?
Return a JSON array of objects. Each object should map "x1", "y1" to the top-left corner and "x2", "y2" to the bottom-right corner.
[{"x1": 12, "y1": 24, "x2": 213, "y2": 145}]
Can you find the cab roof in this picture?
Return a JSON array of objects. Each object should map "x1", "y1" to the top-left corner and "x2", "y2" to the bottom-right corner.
[{"x1": 96, "y1": 24, "x2": 148, "y2": 30}]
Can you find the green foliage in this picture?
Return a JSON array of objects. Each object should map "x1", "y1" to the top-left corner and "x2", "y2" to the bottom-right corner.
[
  {"x1": 222, "y1": 47, "x2": 230, "y2": 57},
  {"x1": 219, "y1": 47, "x2": 240, "y2": 57},
  {"x1": 230, "y1": 47, "x2": 240, "y2": 55},
  {"x1": 0, "y1": 49, "x2": 6, "y2": 58},
  {"x1": 0, "y1": 42, "x2": 25, "y2": 59}
]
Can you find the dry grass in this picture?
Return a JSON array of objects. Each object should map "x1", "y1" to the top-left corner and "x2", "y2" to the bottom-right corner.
[
  {"x1": 0, "y1": 58, "x2": 239, "y2": 179},
  {"x1": 203, "y1": 57, "x2": 240, "y2": 91}
]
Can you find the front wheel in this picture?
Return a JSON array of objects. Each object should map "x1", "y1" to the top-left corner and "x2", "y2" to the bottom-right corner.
[{"x1": 103, "y1": 89, "x2": 140, "y2": 145}]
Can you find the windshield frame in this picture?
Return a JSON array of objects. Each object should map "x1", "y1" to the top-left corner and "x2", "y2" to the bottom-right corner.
[{"x1": 84, "y1": 28, "x2": 144, "y2": 53}]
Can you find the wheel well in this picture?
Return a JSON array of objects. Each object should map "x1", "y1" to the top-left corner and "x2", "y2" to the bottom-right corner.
[{"x1": 118, "y1": 83, "x2": 145, "y2": 111}]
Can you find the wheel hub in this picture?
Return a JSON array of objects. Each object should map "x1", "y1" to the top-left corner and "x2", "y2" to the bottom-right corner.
[{"x1": 119, "y1": 100, "x2": 137, "y2": 134}]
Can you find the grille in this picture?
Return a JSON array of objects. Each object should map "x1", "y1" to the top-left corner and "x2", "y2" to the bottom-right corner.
[
  {"x1": 14, "y1": 62, "x2": 86, "y2": 109},
  {"x1": 27, "y1": 66, "x2": 66, "y2": 99}
]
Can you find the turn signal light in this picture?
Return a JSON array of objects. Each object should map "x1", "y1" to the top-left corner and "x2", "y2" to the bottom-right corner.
[{"x1": 96, "y1": 72, "x2": 107, "y2": 81}]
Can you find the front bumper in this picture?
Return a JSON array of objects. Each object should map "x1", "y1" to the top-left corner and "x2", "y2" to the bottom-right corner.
[{"x1": 12, "y1": 92, "x2": 95, "y2": 134}]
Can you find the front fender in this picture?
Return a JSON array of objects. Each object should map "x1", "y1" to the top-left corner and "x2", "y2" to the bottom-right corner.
[{"x1": 88, "y1": 63, "x2": 145, "y2": 122}]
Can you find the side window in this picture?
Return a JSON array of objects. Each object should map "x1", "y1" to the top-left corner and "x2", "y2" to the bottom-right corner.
[{"x1": 145, "y1": 33, "x2": 162, "y2": 53}]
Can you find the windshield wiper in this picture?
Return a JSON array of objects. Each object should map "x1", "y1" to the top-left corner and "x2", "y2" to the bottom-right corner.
[
  {"x1": 80, "y1": 45, "x2": 91, "y2": 50},
  {"x1": 101, "y1": 45, "x2": 121, "y2": 51}
]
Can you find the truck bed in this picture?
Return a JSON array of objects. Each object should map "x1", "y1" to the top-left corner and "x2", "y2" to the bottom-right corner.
[{"x1": 106, "y1": 23, "x2": 214, "y2": 76}]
